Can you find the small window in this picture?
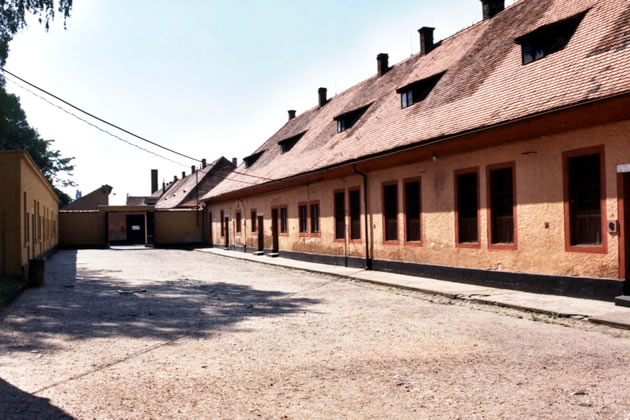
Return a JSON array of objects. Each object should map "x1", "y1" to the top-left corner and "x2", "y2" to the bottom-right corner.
[
  {"x1": 334, "y1": 104, "x2": 371, "y2": 133},
  {"x1": 278, "y1": 132, "x2": 306, "y2": 154},
  {"x1": 488, "y1": 165, "x2": 515, "y2": 245},
  {"x1": 243, "y1": 150, "x2": 265, "y2": 168},
  {"x1": 397, "y1": 72, "x2": 446, "y2": 109},
  {"x1": 334, "y1": 191, "x2": 345, "y2": 240},
  {"x1": 236, "y1": 211, "x2": 241, "y2": 233},
  {"x1": 220, "y1": 210, "x2": 225, "y2": 237},
  {"x1": 280, "y1": 207, "x2": 288, "y2": 233},
  {"x1": 516, "y1": 11, "x2": 587, "y2": 65},
  {"x1": 350, "y1": 189, "x2": 361, "y2": 240},
  {"x1": 566, "y1": 151, "x2": 603, "y2": 246},
  {"x1": 456, "y1": 170, "x2": 479, "y2": 245},
  {"x1": 404, "y1": 180, "x2": 421, "y2": 243},
  {"x1": 299, "y1": 204, "x2": 308, "y2": 234},
  {"x1": 310, "y1": 203, "x2": 320, "y2": 234},
  {"x1": 251, "y1": 210, "x2": 257, "y2": 233},
  {"x1": 383, "y1": 183, "x2": 398, "y2": 242}
]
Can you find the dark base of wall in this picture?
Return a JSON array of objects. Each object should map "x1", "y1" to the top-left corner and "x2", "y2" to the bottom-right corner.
[
  {"x1": 371, "y1": 258, "x2": 623, "y2": 302},
  {"x1": 153, "y1": 243, "x2": 209, "y2": 250},
  {"x1": 212, "y1": 245, "x2": 624, "y2": 302},
  {"x1": 58, "y1": 245, "x2": 108, "y2": 250},
  {"x1": 21, "y1": 246, "x2": 58, "y2": 283}
]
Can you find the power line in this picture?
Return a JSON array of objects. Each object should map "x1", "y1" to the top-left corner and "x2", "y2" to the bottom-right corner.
[
  {"x1": 5, "y1": 76, "x2": 189, "y2": 167},
  {"x1": 2, "y1": 68, "x2": 278, "y2": 185},
  {"x1": 1, "y1": 67, "x2": 200, "y2": 162}
]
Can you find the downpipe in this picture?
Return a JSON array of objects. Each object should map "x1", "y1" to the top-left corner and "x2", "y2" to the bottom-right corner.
[{"x1": 353, "y1": 165, "x2": 372, "y2": 270}]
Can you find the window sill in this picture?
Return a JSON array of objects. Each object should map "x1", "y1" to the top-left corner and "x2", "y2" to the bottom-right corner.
[
  {"x1": 456, "y1": 242, "x2": 481, "y2": 249},
  {"x1": 488, "y1": 243, "x2": 517, "y2": 251},
  {"x1": 384, "y1": 240, "x2": 400, "y2": 246},
  {"x1": 310, "y1": 233, "x2": 321, "y2": 238},
  {"x1": 404, "y1": 240, "x2": 423, "y2": 247},
  {"x1": 565, "y1": 244, "x2": 607, "y2": 254}
]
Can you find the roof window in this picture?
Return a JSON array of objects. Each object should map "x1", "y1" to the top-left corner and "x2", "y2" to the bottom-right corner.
[
  {"x1": 334, "y1": 104, "x2": 371, "y2": 133},
  {"x1": 278, "y1": 131, "x2": 306, "y2": 154},
  {"x1": 515, "y1": 11, "x2": 588, "y2": 65},
  {"x1": 243, "y1": 150, "x2": 264, "y2": 168},
  {"x1": 396, "y1": 71, "x2": 446, "y2": 109}
]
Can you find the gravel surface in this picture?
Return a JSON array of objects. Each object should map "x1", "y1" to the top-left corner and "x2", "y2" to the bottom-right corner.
[{"x1": 1, "y1": 249, "x2": 629, "y2": 419}]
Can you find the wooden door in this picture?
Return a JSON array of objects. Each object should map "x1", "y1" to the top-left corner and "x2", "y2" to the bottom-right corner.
[
  {"x1": 257, "y1": 215, "x2": 264, "y2": 251},
  {"x1": 271, "y1": 208, "x2": 279, "y2": 253}
]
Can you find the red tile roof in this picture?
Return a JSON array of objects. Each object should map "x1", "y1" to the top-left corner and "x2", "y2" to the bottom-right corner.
[
  {"x1": 203, "y1": 0, "x2": 630, "y2": 201},
  {"x1": 156, "y1": 157, "x2": 235, "y2": 209}
]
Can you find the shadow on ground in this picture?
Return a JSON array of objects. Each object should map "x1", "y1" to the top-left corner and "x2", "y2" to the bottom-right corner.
[
  {"x1": 0, "y1": 250, "x2": 320, "y2": 353},
  {"x1": 0, "y1": 378, "x2": 73, "y2": 419}
]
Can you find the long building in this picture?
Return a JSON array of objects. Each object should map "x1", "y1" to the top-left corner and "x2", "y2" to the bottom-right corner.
[{"x1": 202, "y1": 0, "x2": 630, "y2": 302}]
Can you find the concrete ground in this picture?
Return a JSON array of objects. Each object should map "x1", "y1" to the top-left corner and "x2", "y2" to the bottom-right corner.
[{"x1": 1, "y1": 249, "x2": 629, "y2": 419}]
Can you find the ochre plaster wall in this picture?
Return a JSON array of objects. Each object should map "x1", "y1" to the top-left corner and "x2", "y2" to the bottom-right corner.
[
  {"x1": 154, "y1": 210, "x2": 203, "y2": 245},
  {"x1": 207, "y1": 120, "x2": 630, "y2": 280},
  {"x1": 59, "y1": 211, "x2": 106, "y2": 247},
  {"x1": 19, "y1": 154, "x2": 59, "y2": 274},
  {"x1": 0, "y1": 153, "x2": 21, "y2": 277}
]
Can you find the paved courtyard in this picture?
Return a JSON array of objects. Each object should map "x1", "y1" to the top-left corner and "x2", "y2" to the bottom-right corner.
[{"x1": 1, "y1": 249, "x2": 629, "y2": 419}]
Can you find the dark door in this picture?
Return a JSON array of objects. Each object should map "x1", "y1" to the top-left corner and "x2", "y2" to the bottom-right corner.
[
  {"x1": 126, "y1": 215, "x2": 145, "y2": 244},
  {"x1": 146, "y1": 212, "x2": 155, "y2": 245},
  {"x1": 224, "y1": 217, "x2": 229, "y2": 249},
  {"x1": 257, "y1": 215, "x2": 264, "y2": 251},
  {"x1": 624, "y1": 173, "x2": 630, "y2": 291},
  {"x1": 208, "y1": 212, "x2": 213, "y2": 246},
  {"x1": 271, "y1": 208, "x2": 279, "y2": 253}
]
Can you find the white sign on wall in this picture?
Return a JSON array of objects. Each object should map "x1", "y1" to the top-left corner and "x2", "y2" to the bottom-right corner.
[
  {"x1": 617, "y1": 164, "x2": 630, "y2": 173},
  {"x1": 132, "y1": 225, "x2": 141, "y2": 231},
  {"x1": 257, "y1": 212, "x2": 264, "y2": 216}
]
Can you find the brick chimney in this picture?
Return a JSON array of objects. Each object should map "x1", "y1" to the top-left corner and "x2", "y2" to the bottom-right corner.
[
  {"x1": 481, "y1": 0, "x2": 504, "y2": 20},
  {"x1": 318, "y1": 87, "x2": 327, "y2": 107},
  {"x1": 182, "y1": 171, "x2": 186, "y2": 179},
  {"x1": 191, "y1": 165, "x2": 196, "y2": 174},
  {"x1": 232, "y1": 157, "x2": 237, "y2": 166},
  {"x1": 377, "y1": 53, "x2": 389, "y2": 76},
  {"x1": 288, "y1": 110, "x2": 296, "y2": 121},
  {"x1": 201, "y1": 158, "x2": 207, "y2": 168},
  {"x1": 151, "y1": 169, "x2": 158, "y2": 194},
  {"x1": 419, "y1": 27, "x2": 435, "y2": 56},
  {"x1": 174, "y1": 175, "x2": 178, "y2": 182}
]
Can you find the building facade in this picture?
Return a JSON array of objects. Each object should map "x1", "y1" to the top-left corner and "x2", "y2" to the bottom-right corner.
[
  {"x1": 203, "y1": 0, "x2": 630, "y2": 301},
  {"x1": 0, "y1": 150, "x2": 60, "y2": 278}
]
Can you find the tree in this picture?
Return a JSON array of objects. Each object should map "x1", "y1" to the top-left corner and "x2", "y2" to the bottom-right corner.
[
  {"x1": 1, "y1": 0, "x2": 74, "y2": 205},
  {"x1": 1, "y1": 0, "x2": 73, "y2": 67},
  {"x1": 0, "y1": 87, "x2": 75, "y2": 204}
]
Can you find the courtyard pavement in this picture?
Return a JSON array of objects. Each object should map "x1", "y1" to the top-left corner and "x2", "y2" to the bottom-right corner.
[
  {"x1": 0, "y1": 249, "x2": 629, "y2": 419},
  {"x1": 199, "y1": 247, "x2": 630, "y2": 330}
]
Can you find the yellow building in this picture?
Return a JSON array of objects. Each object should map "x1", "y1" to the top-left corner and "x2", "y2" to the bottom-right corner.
[{"x1": 0, "y1": 150, "x2": 60, "y2": 279}]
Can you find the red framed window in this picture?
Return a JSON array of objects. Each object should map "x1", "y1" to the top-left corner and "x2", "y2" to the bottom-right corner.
[
  {"x1": 349, "y1": 188, "x2": 361, "y2": 240},
  {"x1": 251, "y1": 209, "x2": 257, "y2": 233},
  {"x1": 563, "y1": 146, "x2": 606, "y2": 253},
  {"x1": 383, "y1": 182, "x2": 399, "y2": 243},
  {"x1": 310, "y1": 202, "x2": 320, "y2": 235},
  {"x1": 487, "y1": 162, "x2": 516, "y2": 249},
  {"x1": 236, "y1": 211, "x2": 241, "y2": 234},
  {"x1": 220, "y1": 210, "x2": 225, "y2": 237},
  {"x1": 455, "y1": 168, "x2": 480, "y2": 248},
  {"x1": 298, "y1": 203, "x2": 308, "y2": 234},
  {"x1": 334, "y1": 191, "x2": 345, "y2": 240},
  {"x1": 404, "y1": 178, "x2": 422, "y2": 245}
]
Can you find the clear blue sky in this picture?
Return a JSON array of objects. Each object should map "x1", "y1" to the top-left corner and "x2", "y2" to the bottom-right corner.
[{"x1": 5, "y1": 0, "x2": 516, "y2": 204}]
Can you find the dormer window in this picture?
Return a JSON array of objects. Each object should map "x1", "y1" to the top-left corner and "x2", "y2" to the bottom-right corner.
[
  {"x1": 278, "y1": 131, "x2": 306, "y2": 154},
  {"x1": 334, "y1": 104, "x2": 371, "y2": 133},
  {"x1": 516, "y1": 10, "x2": 588, "y2": 65},
  {"x1": 243, "y1": 150, "x2": 264, "y2": 168},
  {"x1": 396, "y1": 71, "x2": 445, "y2": 109}
]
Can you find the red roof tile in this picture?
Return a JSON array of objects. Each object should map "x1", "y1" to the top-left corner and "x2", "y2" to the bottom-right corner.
[{"x1": 203, "y1": 0, "x2": 630, "y2": 201}]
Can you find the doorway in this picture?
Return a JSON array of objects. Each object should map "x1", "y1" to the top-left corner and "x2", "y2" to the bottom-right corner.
[
  {"x1": 126, "y1": 215, "x2": 146, "y2": 244},
  {"x1": 208, "y1": 212, "x2": 213, "y2": 246},
  {"x1": 621, "y1": 173, "x2": 630, "y2": 293},
  {"x1": 224, "y1": 216, "x2": 229, "y2": 249},
  {"x1": 271, "y1": 208, "x2": 279, "y2": 253},
  {"x1": 257, "y1": 215, "x2": 264, "y2": 252}
]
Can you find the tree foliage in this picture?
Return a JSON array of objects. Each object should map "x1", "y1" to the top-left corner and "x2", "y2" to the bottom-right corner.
[
  {"x1": 1, "y1": 0, "x2": 74, "y2": 205},
  {"x1": 1, "y1": 0, "x2": 73, "y2": 66},
  {"x1": 0, "y1": 87, "x2": 75, "y2": 204}
]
